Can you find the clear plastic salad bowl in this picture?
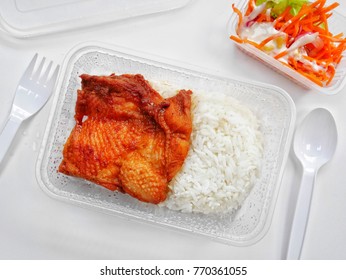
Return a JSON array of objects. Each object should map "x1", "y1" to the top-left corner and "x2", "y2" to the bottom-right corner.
[{"x1": 229, "y1": 0, "x2": 346, "y2": 95}]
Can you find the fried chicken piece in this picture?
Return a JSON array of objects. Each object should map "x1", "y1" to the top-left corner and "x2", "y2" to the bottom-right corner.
[{"x1": 58, "y1": 73, "x2": 192, "y2": 204}]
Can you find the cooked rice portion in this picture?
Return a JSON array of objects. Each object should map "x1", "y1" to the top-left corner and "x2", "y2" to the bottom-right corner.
[{"x1": 152, "y1": 81, "x2": 263, "y2": 214}]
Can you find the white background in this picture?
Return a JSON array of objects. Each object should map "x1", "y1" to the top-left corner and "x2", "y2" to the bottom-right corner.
[{"x1": 0, "y1": 0, "x2": 345, "y2": 260}]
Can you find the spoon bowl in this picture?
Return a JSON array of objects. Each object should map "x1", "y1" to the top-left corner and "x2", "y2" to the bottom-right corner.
[
  {"x1": 294, "y1": 108, "x2": 337, "y2": 169},
  {"x1": 287, "y1": 108, "x2": 337, "y2": 259}
]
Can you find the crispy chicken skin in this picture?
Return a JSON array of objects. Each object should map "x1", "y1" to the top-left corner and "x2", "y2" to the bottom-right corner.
[{"x1": 58, "y1": 74, "x2": 192, "y2": 204}]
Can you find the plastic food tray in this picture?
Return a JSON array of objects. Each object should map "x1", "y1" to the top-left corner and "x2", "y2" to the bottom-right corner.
[
  {"x1": 0, "y1": 0, "x2": 190, "y2": 37},
  {"x1": 36, "y1": 42, "x2": 296, "y2": 246},
  {"x1": 228, "y1": 0, "x2": 346, "y2": 95}
]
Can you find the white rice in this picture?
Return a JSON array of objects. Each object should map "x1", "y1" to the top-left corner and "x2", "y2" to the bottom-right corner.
[{"x1": 151, "y1": 81, "x2": 264, "y2": 214}]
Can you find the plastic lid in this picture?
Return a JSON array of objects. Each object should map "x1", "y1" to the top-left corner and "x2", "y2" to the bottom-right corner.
[{"x1": 0, "y1": 0, "x2": 191, "y2": 37}]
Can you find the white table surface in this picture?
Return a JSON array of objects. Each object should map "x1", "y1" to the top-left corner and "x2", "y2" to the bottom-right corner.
[{"x1": 0, "y1": 0, "x2": 345, "y2": 260}]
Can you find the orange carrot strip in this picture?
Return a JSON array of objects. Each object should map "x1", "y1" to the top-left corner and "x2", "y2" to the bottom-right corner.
[
  {"x1": 317, "y1": 0, "x2": 327, "y2": 9},
  {"x1": 320, "y1": 12, "x2": 330, "y2": 34},
  {"x1": 310, "y1": 0, "x2": 326, "y2": 9},
  {"x1": 321, "y1": 2, "x2": 339, "y2": 14},
  {"x1": 302, "y1": 55, "x2": 327, "y2": 64},
  {"x1": 332, "y1": 43, "x2": 346, "y2": 62},
  {"x1": 274, "y1": 6, "x2": 291, "y2": 28},
  {"x1": 230, "y1": 35, "x2": 244, "y2": 44},
  {"x1": 334, "y1": 33, "x2": 345, "y2": 39},
  {"x1": 296, "y1": 68, "x2": 324, "y2": 86},
  {"x1": 232, "y1": 4, "x2": 243, "y2": 36},
  {"x1": 319, "y1": 33, "x2": 346, "y2": 42},
  {"x1": 258, "y1": 34, "x2": 281, "y2": 48},
  {"x1": 288, "y1": 56, "x2": 298, "y2": 69},
  {"x1": 274, "y1": 50, "x2": 288, "y2": 60},
  {"x1": 315, "y1": 48, "x2": 328, "y2": 60},
  {"x1": 245, "y1": 0, "x2": 255, "y2": 16},
  {"x1": 300, "y1": 15, "x2": 321, "y2": 26},
  {"x1": 256, "y1": 13, "x2": 268, "y2": 23},
  {"x1": 292, "y1": 21, "x2": 300, "y2": 38},
  {"x1": 326, "y1": 65, "x2": 336, "y2": 85},
  {"x1": 244, "y1": 39, "x2": 262, "y2": 49}
]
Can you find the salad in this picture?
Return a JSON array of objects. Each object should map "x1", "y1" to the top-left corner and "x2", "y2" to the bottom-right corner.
[{"x1": 230, "y1": 0, "x2": 346, "y2": 87}]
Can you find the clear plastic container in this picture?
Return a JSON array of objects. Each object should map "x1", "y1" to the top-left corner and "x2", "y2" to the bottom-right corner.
[
  {"x1": 228, "y1": 0, "x2": 346, "y2": 95},
  {"x1": 0, "y1": 0, "x2": 190, "y2": 37},
  {"x1": 36, "y1": 42, "x2": 296, "y2": 246}
]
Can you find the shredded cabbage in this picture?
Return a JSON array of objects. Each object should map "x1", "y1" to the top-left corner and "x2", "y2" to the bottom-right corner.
[{"x1": 255, "y1": 0, "x2": 309, "y2": 17}]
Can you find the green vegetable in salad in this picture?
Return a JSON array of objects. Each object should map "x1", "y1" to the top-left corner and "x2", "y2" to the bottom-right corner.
[{"x1": 255, "y1": 0, "x2": 309, "y2": 17}]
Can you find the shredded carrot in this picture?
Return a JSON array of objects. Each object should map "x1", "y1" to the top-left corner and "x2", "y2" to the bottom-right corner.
[
  {"x1": 315, "y1": 48, "x2": 328, "y2": 60},
  {"x1": 245, "y1": 0, "x2": 255, "y2": 16},
  {"x1": 258, "y1": 34, "x2": 281, "y2": 48},
  {"x1": 321, "y1": 2, "x2": 339, "y2": 14},
  {"x1": 232, "y1": 4, "x2": 243, "y2": 36},
  {"x1": 230, "y1": 0, "x2": 346, "y2": 87},
  {"x1": 274, "y1": 7, "x2": 291, "y2": 24},
  {"x1": 230, "y1": 35, "x2": 244, "y2": 44},
  {"x1": 319, "y1": 33, "x2": 346, "y2": 42},
  {"x1": 274, "y1": 51, "x2": 288, "y2": 60},
  {"x1": 296, "y1": 68, "x2": 324, "y2": 86},
  {"x1": 243, "y1": 39, "x2": 262, "y2": 49},
  {"x1": 326, "y1": 65, "x2": 336, "y2": 85},
  {"x1": 255, "y1": 13, "x2": 266, "y2": 22}
]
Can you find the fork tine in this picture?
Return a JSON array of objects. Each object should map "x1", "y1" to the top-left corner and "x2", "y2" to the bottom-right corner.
[
  {"x1": 39, "y1": 61, "x2": 53, "y2": 85},
  {"x1": 22, "y1": 53, "x2": 38, "y2": 78},
  {"x1": 31, "y1": 56, "x2": 46, "y2": 81},
  {"x1": 46, "y1": 65, "x2": 60, "y2": 89}
]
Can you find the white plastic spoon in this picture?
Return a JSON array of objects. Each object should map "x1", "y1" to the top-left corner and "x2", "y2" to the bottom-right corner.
[{"x1": 286, "y1": 108, "x2": 337, "y2": 260}]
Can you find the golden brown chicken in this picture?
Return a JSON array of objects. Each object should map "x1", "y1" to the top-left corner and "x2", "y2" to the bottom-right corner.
[{"x1": 58, "y1": 73, "x2": 192, "y2": 204}]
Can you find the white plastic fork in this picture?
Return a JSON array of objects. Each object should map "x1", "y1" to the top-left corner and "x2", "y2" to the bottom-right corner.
[{"x1": 0, "y1": 54, "x2": 59, "y2": 165}]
